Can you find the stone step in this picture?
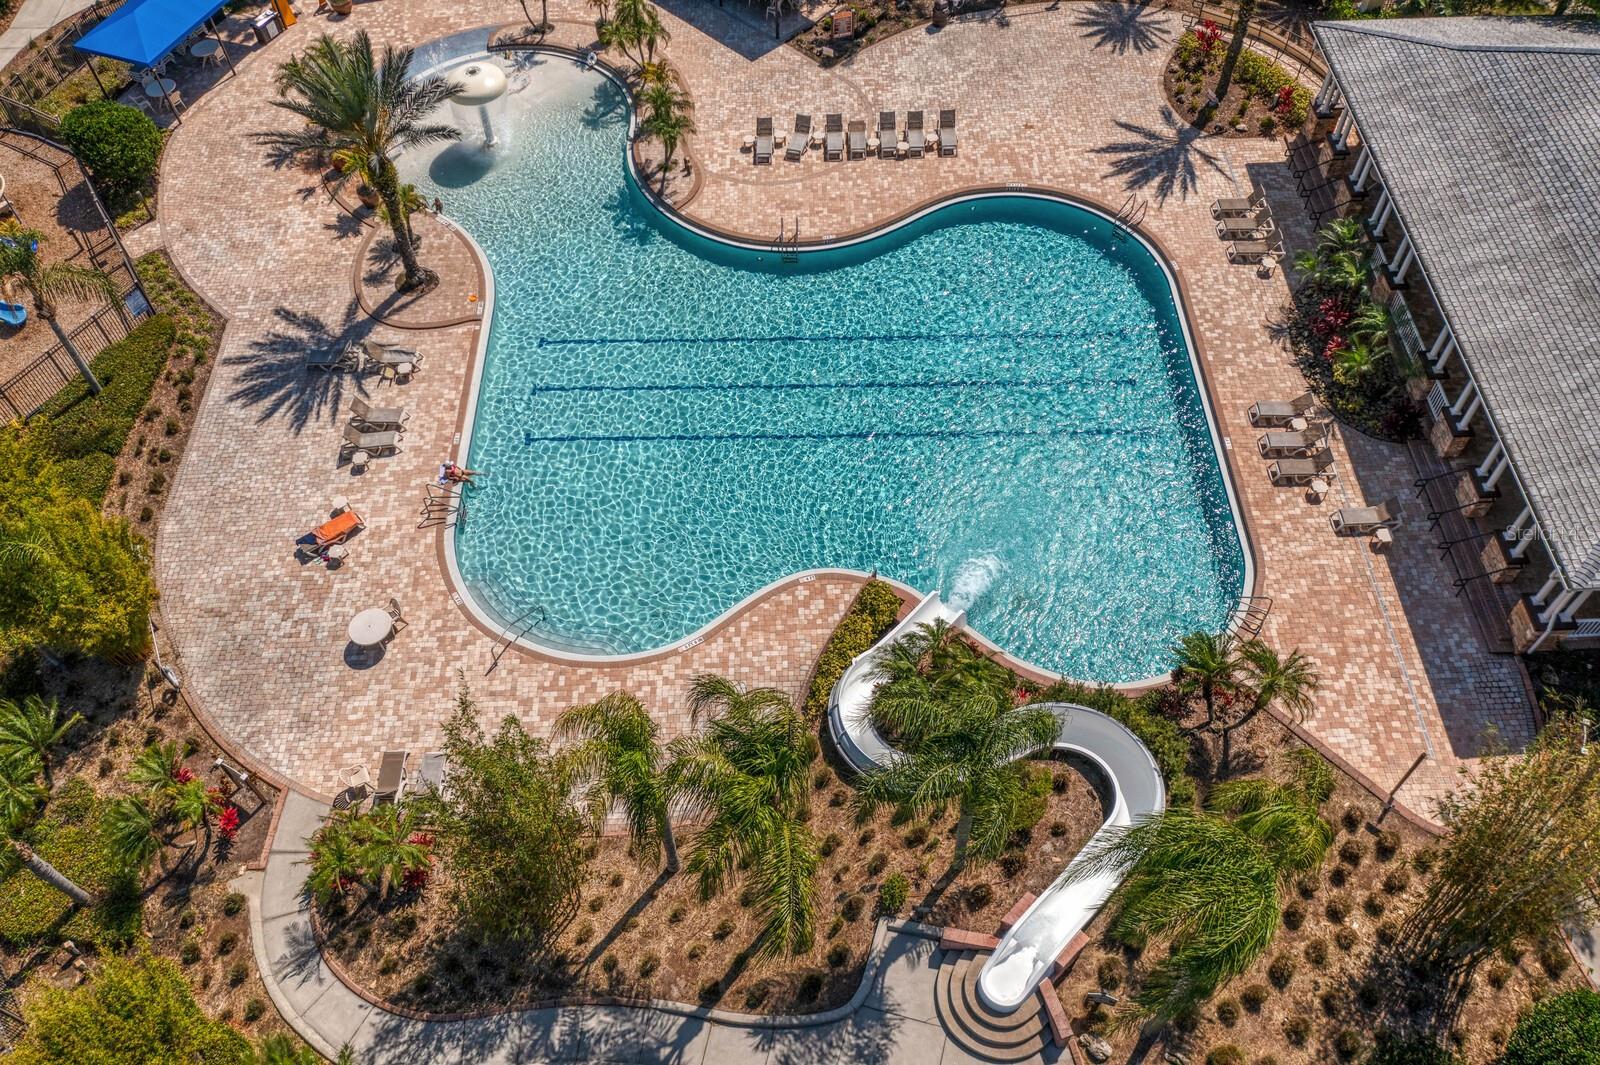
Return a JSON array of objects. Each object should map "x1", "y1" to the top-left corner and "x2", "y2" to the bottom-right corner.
[
  {"x1": 956, "y1": 954, "x2": 1046, "y2": 1036},
  {"x1": 933, "y1": 952, "x2": 1049, "y2": 1063}
]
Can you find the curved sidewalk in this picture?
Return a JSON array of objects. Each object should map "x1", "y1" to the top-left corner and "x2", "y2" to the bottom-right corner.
[{"x1": 244, "y1": 790, "x2": 1044, "y2": 1064}]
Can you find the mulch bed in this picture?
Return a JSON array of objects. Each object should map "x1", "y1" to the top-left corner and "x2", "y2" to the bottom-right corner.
[{"x1": 318, "y1": 752, "x2": 1104, "y2": 1016}]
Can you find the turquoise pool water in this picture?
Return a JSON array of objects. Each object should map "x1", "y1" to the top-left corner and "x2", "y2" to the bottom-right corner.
[{"x1": 404, "y1": 53, "x2": 1245, "y2": 681}]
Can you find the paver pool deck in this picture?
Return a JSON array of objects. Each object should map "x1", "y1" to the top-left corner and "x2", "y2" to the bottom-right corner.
[{"x1": 137, "y1": 0, "x2": 1532, "y2": 821}]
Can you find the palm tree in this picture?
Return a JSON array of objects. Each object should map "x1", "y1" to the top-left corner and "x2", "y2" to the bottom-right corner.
[
  {"x1": 171, "y1": 778, "x2": 217, "y2": 851},
  {"x1": 1348, "y1": 301, "x2": 1392, "y2": 348},
  {"x1": 557, "y1": 691, "x2": 679, "y2": 872},
  {"x1": 259, "y1": 32, "x2": 460, "y2": 291},
  {"x1": 0, "y1": 696, "x2": 83, "y2": 790},
  {"x1": 1316, "y1": 217, "x2": 1367, "y2": 259},
  {"x1": 668, "y1": 675, "x2": 818, "y2": 957},
  {"x1": 127, "y1": 741, "x2": 182, "y2": 793},
  {"x1": 0, "y1": 222, "x2": 117, "y2": 394},
  {"x1": 638, "y1": 80, "x2": 695, "y2": 191},
  {"x1": 1067, "y1": 753, "x2": 1333, "y2": 1023},
  {"x1": 1219, "y1": 641, "x2": 1319, "y2": 775},
  {"x1": 1171, "y1": 630, "x2": 1242, "y2": 730},
  {"x1": 306, "y1": 814, "x2": 365, "y2": 905},
  {"x1": 351, "y1": 803, "x2": 428, "y2": 900},
  {"x1": 0, "y1": 753, "x2": 45, "y2": 833},
  {"x1": 1332, "y1": 337, "x2": 1385, "y2": 385},
  {"x1": 6, "y1": 839, "x2": 93, "y2": 906},
  {"x1": 104, "y1": 795, "x2": 165, "y2": 876},
  {"x1": 1211, "y1": 0, "x2": 1257, "y2": 102},
  {"x1": 859, "y1": 623, "x2": 1061, "y2": 868},
  {"x1": 515, "y1": 0, "x2": 549, "y2": 35}
]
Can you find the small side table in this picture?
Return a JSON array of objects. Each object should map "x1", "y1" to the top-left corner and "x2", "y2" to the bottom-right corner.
[
  {"x1": 1288, "y1": 416, "x2": 1308, "y2": 432},
  {"x1": 1308, "y1": 477, "x2": 1330, "y2": 503},
  {"x1": 742, "y1": 134, "x2": 755, "y2": 151},
  {"x1": 867, "y1": 135, "x2": 880, "y2": 152},
  {"x1": 330, "y1": 495, "x2": 351, "y2": 515},
  {"x1": 1373, "y1": 527, "x2": 1394, "y2": 550},
  {"x1": 350, "y1": 449, "x2": 372, "y2": 471},
  {"x1": 323, "y1": 543, "x2": 350, "y2": 566}
]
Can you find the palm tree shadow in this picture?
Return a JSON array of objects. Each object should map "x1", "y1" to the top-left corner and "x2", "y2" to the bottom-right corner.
[
  {"x1": 581, "y1": 81, "x2": 628, "y2": 132},
  {"x1": 1092, "y1": 107, "x2": 1227, "y2": 204},
  {"x1": 225, "y1": 303, "x2": 378, "y2": 432},
  {"x1": 581, "y1": 865, "x2": 673, "y2": 966},
  {"x1": 1074, "y1": 1, "x2": 1172, "y2": 55}
]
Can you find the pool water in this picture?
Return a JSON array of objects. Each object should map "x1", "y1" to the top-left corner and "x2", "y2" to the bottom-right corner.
[{"x1": 404, "y1": 54, "x2": 1246, "y2": 681}]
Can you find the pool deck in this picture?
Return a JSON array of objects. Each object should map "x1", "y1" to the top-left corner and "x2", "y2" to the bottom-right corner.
[{"x1": 131, "y1": 0, "x2": 1533, "y2": 817}]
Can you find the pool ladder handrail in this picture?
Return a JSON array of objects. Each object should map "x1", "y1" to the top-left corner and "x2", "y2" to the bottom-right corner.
[
  {"x1": 1112, "y1": 194, "x2": 1148, "y2": 240},
  {"x1": 1229, "y1": 594, "x2": 1272, "y2": 638},
  {"x1": 772, "y1": 216, "x2": 800, "y2": 262},
  {"x1": 488, "y1": 603, "x2": 550, "y2": 673}
]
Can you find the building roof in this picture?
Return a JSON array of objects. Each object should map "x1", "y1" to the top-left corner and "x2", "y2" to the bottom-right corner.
[{"x1": 1312, "y1": 17, "x2": 1600, "y2": 589}]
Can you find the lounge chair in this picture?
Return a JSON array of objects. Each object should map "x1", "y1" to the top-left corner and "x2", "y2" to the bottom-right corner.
[
  {"x1": 824, "y1": 114, "x2": 844, "y2": 161},
  {"x1": 877, "y1": 111, "x2": 897, "y2": 158},
  {"x1": 349, "y1": 397, "x2": 408, "y2": 431},
  {"x1": 1211, "y1": 187, "x2": 1265, "y2": 218},
  {"x1": 906, "y1": 110, "x2": 925, "y2": 157},
  {"x1": 754, "y1": 116, "x2": 773, "y2": 164},
  {"x1": 938, "y1": 109, "x2": 957, "y2": 155},
  {"x1": 1249, "y1": 391, "x2": 1314, "y2": 427},
  {"x1": 307, "y1": 347, "x2": 357, "y2": 372},
  {"x1": 362, "y1": 338, "x2": 422, "y2": 368},
  {"x1": 1268, "y1": 452, "x2": 1335, "y2": 487},
  {"x1": 296, "y1": 508, "x2": 364, "y2": 559},
  {"x1": 414, "y1": 752, "x2": 447, "y2": 798},
  {"x1": 1217, "y1": 207, "x2": 1274, "y2": 240},
  {"x1": 342, "y1": 424, "x2": 402, "y2": 456},
  {"x1": 786, "y1": 114, "x2": 811, "y2": 160},
  {"x1": 1331, "y1": 497, "x2": 1401, "y2": 535},
  {"x1": 373, "y1": 750, "x2": 406, "y2": 804},
  {"x1": 847, "y1": 119, "x2": 866, "y2": 159},
  {"x1": 1227, "y1": 238, "x2": 1282, "y2": 265},
  {"x1": 1257, "y1": 426, "x2": 1326, "y2": 458}
]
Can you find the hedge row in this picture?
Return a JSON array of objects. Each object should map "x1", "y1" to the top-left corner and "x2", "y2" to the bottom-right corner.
[
  {"x1": 802, "y1": 578, "x2": 905, "y2": 720},
  {"x1": 35, "y1": 315, "x2": 176, "y2": 502}
]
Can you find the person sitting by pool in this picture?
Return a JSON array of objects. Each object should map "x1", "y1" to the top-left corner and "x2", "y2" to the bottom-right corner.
[{"x1": 439, "y1": 461, "x2": 483, "y2": 485}]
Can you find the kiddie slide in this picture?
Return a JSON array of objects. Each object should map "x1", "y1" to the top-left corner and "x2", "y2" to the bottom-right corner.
[{"x1": 828, "y1": 591, "x2": 1167, "y2": 1014}]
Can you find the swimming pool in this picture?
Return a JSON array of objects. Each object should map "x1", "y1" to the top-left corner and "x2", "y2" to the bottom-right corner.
[{"x1": 405, "y1": 50, "x2": 1247, "y2": 682}]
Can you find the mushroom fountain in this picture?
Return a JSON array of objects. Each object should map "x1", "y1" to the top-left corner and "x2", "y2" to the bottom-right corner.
[{"x1": 450, "y1": 61, "x2": 509, "y2": 148}]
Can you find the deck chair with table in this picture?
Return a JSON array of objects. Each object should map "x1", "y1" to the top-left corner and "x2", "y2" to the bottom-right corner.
[
  {"x1": 754, "y1": 117, "x2": 774, "y2": 164},
  {"x1": 847, "y1": 119, "x2": 867, "y2": 159},
  {"x1": 905, "y1": 110, "x2": 926, "y2": 157},
  {"x1": 824, "y1": 114, "x2": 844, "y2": 161},
  {"x1": 786, "y1": 114, "x2": 811, "y2": 160},
  {"x1": 877, "y1": 111, "x2": 897, "y2": 158},
  {"x1": 938, "y1": 109, "x2": 957, "y2": 155}
]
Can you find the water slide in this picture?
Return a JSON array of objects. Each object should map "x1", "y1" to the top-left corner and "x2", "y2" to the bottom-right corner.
[{"x1": 827, "y1": 592, "x2": 1167, "y2": 1014}]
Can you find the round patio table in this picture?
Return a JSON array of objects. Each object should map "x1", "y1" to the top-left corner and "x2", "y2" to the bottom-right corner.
[
  {"x1": 189, "y1": 38, "x2": 220, "y2": 61},
  {"x1": 143, "y1": 76, "x2": 177, "y2": 98},
  {"x1": 348, "y1": 608, "x2": 393, "y2": 647}
]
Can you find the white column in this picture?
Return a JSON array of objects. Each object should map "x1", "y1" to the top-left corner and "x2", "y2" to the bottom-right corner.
[
  {"x1": 1427, "y1": 327, "x2": 1455, "y2": 375},
  {"x1": 1390, "y1": 234, "x2": 1417, "y2": 283},
  {"x1": 1314, "y1": 73, "x2": 1338, "y2": 114},
  {"x1": 1540, "y1": 589, "x2": 1577, "y2": 625},
  {"x1": 1461, "y1": 390, "x2": 1484, "y2": 427},
  {"x1": 1450, "y1": 378, "x2": 1477, "y2": 418},
  {"x1": 1476, "y1": 441, "x2": 1505, "y2": 479},
  {"x1": 1331, "y1": 109, "x2": 1355, "y2": 151},
  {"x1": 1510, "y1": 517, "x2": 1538, "y2": 560},
  {"x1": 1484, "y1": 453, "x2": 1510, "y2": 491},
  {"x1": 1351, "y1": 146, "x2": 1376, "y2": 191},
  {"x1": 1367, "y1": 187, "x2": 1392, "y2": 232},
  {"x1": 1560, "y1": 590, "x2": 1593, "y2": 623},
  {"x1": 1534, "y1": 570, "x2": 1562, "y2": 605}
]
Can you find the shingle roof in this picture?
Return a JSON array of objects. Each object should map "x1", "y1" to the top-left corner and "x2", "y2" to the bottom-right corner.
[{"x1": 1312, "y1": 17, "x2": 1600, "y2": 588}]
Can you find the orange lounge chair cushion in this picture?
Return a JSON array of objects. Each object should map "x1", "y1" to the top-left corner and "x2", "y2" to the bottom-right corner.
[{"x1": 312, "y1": 510, "x2": 363, "y2": 546}]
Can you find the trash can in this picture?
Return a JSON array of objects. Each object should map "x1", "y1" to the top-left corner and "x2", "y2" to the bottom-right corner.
[{"x1": 252, "y1": 9, "x2": 283, "y2": 44}]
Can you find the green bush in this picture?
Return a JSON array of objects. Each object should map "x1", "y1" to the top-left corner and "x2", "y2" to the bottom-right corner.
[
  {"x1": 1174, "y1": 30, "x2": 1201, "y2": 67},
  {"x1": 878, "y1": 872, "x2": 909, "y2": 915},
  {"x1": 1009, "y1": 762, "x2": 1053, "y2": 832},
  {"x1": 37, "y1": 316, "x2": 177, "y2": 502},
  {"x1": 1502, "y1": 989, "x2": 1600, "y2": 1065},
  {"x1": 803, "y1": 579, "x2": 904, "y2": 720},
  {"x1": 59, "y1": 101, "x2": 162, "y2": 205},
  {"x1": 1234, "y1": 50, "x2": 1292, "y2": 97}
]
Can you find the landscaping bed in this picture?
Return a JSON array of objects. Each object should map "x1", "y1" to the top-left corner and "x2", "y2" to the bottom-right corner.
[
  {"x1": 794, "y1": 0, "x2": 949, "y2": 67},
  {"x1": 317, "y1": 753, "x2": 1103, "y2": 1016},
  {"x1": 1162, "y1": 26, "x2": 1311, "y2": 137}
]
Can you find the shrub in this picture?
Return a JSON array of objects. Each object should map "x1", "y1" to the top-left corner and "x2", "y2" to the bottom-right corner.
[
  {"x1": 1096, "y1": 957, "x2": 1123, "y2": 991},
  {"x1": 216, "y1": 931, "x2": 237, "y2": 955},
  {"x1": 227, "y1": 960, "x2": 247, "y2": 987},
  {"x1": 1367, "y1": 1030, "x2": 1462, "y2": 1065},
  {"x1": 1376, "y1": 829, "x2": 1401, "y2": 860},
  {"x1": 965, "y1": 883, "x2": 992, "y2": 910},
  {"x1": 1334, "y1": 926, "x2": 1358, "y2": 951},
  {"x1": 1376, "y1": 920, "x2": 1398, "y2": 946},
  {"x1": 819, "y1": 833, "x2": 841, "y2": 858},
  {"x1": 797, "y1": 971, "x2": 824, "y2": 1002},
  {"x1": 742, "y1": 982, "x2": 769, "y2": 1010},
  {"x1": 1357, "y1": 981, "x2": 1382, "y2": 1009},
  {"x1": 1240, "y1": 983, "x2": 1268, "y2": 1011},
  {"x1": 59, "y1": 101, "x2": 161, "y2": 204},
  {"x1": 668, "y1": 904, "x2": 686, "y2": 924},
  {"x1": 712, "y1": 919, "x2": 735, "y2": 940},
  {"x1": 1338, "y1": 838, "x2": 1366, "y2": 866},
  {"x1": 697, "y1": 979, "x2": 721, "y2": 1002},
  {"x1": 600, "y1": 953, "x2": 619, "y2": 975},
  {"x1": 841, "y1": 895, "x2": 864, "y2": 922},
  {"x1": 826, "y1": 943, "x2": 850, "y2": 968},
  {"x1": 242, "y1": 998, "x2": 265, "y2": 1023},
  {"x1": 637, "y1": 953, "x2": 660, "y2": 979},
  {"x1": 903, "y1": 824, "x2": 929, "y2": 848},
  {"x1": 1411, "y1": 848, "x2": 1436, "y2": 874},
  {"x1": 1206, "y1": 1047, "x2": 1244, "y2": 1065},
  {"x1": 1174, "y1": 29, "x2": 1200, "y2": 66},
  {"x1": 1215, "y1": 997, "x2": 1239, "y2": 1027},
  {"x1": 1303, "y1": 937, "x2": 1327, "y2": 965},
  {"x1": 1340, "y1": 805, "x2": 1363, "y2": 832},
  {"x1": 865, "y1": 851, "x2": 887, "y2": 877},
  {"x1": 686, "y1": 942, "x2": 704, "y2": 960},
  {"x1": 1049, "y1": 820, "x2": 1067, "y2": 838},
  {"x1": 1538, "y1": 937, "x2": 1573, "y2": 978},
  {"x1": 1363, "y1": 893, "x2": 1386, "y2": 917},
  {"x1": 1333, "y1": 1029, "x2": 1363, "y2": 1059},
  {"x1": 1282, "y1": 901, "x2": 1305, "y2": 930},
  {"x1": 1485, "y1": 962, "x2": 1512, "y2": 990},
  {"x1": 1382, "y1": 868, "x2": 1412, "y2": 894},
  {"x1": 1283, "y1": 1015, "x2": 1311, "y2": 1045},
  {"x1": 222, "y1": 892, "x2": 246, "y2": 917},
  {"x1": 1267, "y1": 954, "x2": 1295, "y2": 988},
  {"x1": 813, "y1": 767, "x2": 832, "y2": 790},
  {"x1": 803, "y1": 580, "x2": 903, "y2": 719},
  {"x1": 997, "y1": 851, "x2": 1026, "y2": 878},
  {"x1": 1502, "y1": 988, "x2": 1600, "y2": 1065},
  {"x1": 1325, "y1": 895, "x2": 1350, "y2": 923},
  {"x1": 572, "y1": 920, "x2": 593, "y2": 945},
  {"x1": 1234, "y1": 50, "x2": 1292, "y2": 97},
  {"x1": 1009, "y1": 763, "x2": 1052, "y2": 832},
  {"x1": 879, "y1": 873, "x2": 909, "y2": 915}
]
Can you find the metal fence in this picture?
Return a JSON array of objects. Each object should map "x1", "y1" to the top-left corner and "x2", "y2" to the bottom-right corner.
[
  {"x1": 0, "y1": 0, "x2": 131, "y2": 132},
  {"x1": 0, "y1": 298, "x2": 148, "y2": 421}
]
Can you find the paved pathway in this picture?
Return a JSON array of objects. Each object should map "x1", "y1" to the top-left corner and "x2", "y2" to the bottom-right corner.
[
  {"x1": 143, "y1": 0, "x2": 1532, "y2": 819},
  {"x1": 245, "y1": 790, "x2": 1037, "y2": 1064},
  {"x1": 0, "y1": 0, "x2": 95, "y2": 69}
]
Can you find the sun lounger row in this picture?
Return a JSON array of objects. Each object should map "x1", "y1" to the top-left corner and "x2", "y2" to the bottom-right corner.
[
  {"x1": 1211, "y1": 186, "x2": 1283, "y2": 272},
  {"x1": 1250, "y1": 390, "x2": 1402, "y2": 541},
  {"x1": 307, "y1": 339, "x2": 425, "y2": 380},
  {"x1": 755, "y1": 110, "x2": 957, "y2": 163}
]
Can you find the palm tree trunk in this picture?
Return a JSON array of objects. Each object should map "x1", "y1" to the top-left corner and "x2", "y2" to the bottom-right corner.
[
  {"x1": 37, "y1": 749, "x2": 53, "y2": 792},
  {"x1": 9, "y1": 840, "x2": 93, "y2": 906},
  {"x1": 662, "y1": 817, "x2": 680, "y2": 873},
  {"x1": 953, "y1": 806, "x2": 973, "y2": 870},
  {"x1": 375, "y1": 161, "x2": 433, "y2": 292},
  {"x1": 1213, "y1": 0, "x2": 1256, "y2": 103},
  {"x1": 44, "y1": 312, "x2": 102, "y2": 395},
  {"x1": 1201, "y1": 680, "x2": 1215, "y2": 730}
]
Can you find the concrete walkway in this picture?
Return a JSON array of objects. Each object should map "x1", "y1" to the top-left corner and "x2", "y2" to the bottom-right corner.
[
  {"x1": 243, "y1": 790, "x2": 1045, "y2": 1064},
  {"x1": 0, "y1": 0, "x2": 96, "y2": 69}
]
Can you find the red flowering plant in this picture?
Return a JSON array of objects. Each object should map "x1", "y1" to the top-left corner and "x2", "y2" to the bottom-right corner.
[
  {"x1": 173, "y1": 765, "x2": 196, "y2": 785},
  {"x1": 1197, "y1": 19, "x2": 1221, "y2": 55},
  {"x1": 1311, "y1": 298, "x2": 1352, "y2": 338},
  {"x1": 1275, "y1": 85, "x2": 1297, "y2": 119},
  {"x1": 1323, "y1": 335, "x2": 1346, "y2": 362},
  {"x1": 217, "y1": 805, "x2": 241, "y2": 843}
]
